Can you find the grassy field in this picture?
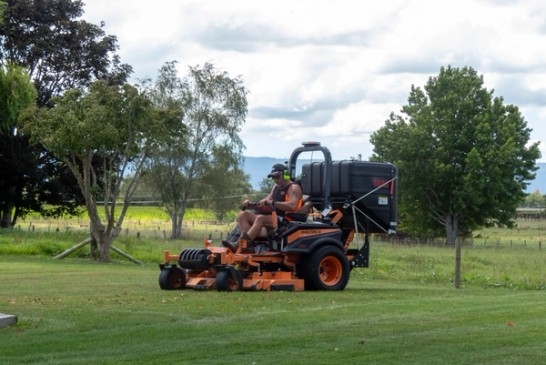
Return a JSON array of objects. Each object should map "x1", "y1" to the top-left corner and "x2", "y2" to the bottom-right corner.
[
  {"x1": 0, "y1": 256, "x2": 544, "y2": 365},
  {"x1": 15, "y1": 206, "x2": 233, "y2": 241},
  {"x1": 1, "y1": 215, "x2": 545, "y2": 364}
]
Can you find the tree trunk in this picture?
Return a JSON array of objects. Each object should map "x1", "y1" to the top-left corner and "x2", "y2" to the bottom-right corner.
[
  {"x1": 175, "y1": 214, "x2": 183, "y2": 239},
  {"x1": 445, "y1": 214, "x2": 462, "y2": 289},
  {"x1": 89, "y1": 222, "x2": 113, "y2": 261},
  {"x1": 98, "y1": 237, "x2": 112, "y2": 261},
  {"x1": 0, "y1": 204, "x2": 11, "y2": 228},
  {"x1": 90, "y1": 236, "x2": 99, "y2": 259},
  {"x1": 454, "y1": 237, "x2": 462, "y2": 289},
  {"x1": 445, "y1": 216, "x2": 458, "y2": 247},
  {"x1": 170, "y1": 212, "x2": 184, "y2": 239},
  {"x1": 170, "y1": 213, "x2": 178, "y2": 239}
]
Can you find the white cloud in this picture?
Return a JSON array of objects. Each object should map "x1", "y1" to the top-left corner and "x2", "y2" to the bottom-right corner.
[{"x1": 82, "y1": 0, "x2": 546, "y2": 162}]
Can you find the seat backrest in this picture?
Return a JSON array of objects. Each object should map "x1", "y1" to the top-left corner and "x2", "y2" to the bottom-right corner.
[
  {"x1": 283, "y1": 195, "x2": 312, "y2": 222},
  {"x1": 295, "y1": 195, "x2": 313, "y2": 214}
]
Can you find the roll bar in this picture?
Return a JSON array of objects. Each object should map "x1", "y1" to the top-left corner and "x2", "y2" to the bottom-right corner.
[{"x1": 288, "y1": 141, "x2": 332, "y2": 213}]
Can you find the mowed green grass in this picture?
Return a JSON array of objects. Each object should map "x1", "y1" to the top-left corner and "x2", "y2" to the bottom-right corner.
[
  {"x1": 1, "y1": 245, "x2": 545, "y2": 364},
  {"x1": 1, "y1": 215, "x2": 546, "y2": 364}
]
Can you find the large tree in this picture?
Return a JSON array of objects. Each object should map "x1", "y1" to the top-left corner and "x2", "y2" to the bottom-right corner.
[
  {"x1": 0, "y1": 0, "x2": 130, "y2": 227},
  {"x1": 21, "y1": 80, "x2": 175, "y2": 261},
  {"x1": 145, "y1": 62, "x2": 248, "y2": 238},
  {"x1": 0, "y1": 63, "x2": 37, "y2": 227},
  {"x1": 0, "y1": 0, "x2": 130, "y2": 107},
  {"x1": 370, "y1": 66, "x2": 541, "y2": 287},
  {"x1": 199, "y1": 144, "x2": 253, "y2": 222}
]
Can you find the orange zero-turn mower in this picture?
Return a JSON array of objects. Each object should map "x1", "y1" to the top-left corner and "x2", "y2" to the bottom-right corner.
[{"x1": 158, "y1": 142, "x2": 398, "y2": 291}]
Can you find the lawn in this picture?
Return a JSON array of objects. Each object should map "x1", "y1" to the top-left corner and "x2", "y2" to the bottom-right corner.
[
  {"x1": 1, "y1": 215, "x2": 545, "y2": 364},
  {"x1": 1, "y1": 240, "x2": 545, "y2": 364}
]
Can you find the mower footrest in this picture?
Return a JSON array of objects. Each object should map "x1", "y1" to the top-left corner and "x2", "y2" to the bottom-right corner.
[
  {"x1": 185, "y1": 277, "x2": 216, "y2": 290},
  {"x1": 243, "y1": 271, "x2": 304, "y2": 291}
]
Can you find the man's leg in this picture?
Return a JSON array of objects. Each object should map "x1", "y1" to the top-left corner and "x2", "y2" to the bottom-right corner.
[
  {"x1": 237, "y1": 211, "x2": 256, "y2": 233},
  {"x1": 222, "y1": 211, "x2": 257, "y2": 252},
  {"x1": 247, "y1": 215, "x2": 269, "y2": 240}
]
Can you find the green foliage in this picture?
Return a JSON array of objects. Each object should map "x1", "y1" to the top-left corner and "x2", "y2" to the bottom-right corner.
[
  {"x1": 182, "y1": 208, "x2": 218, "y2": 221},
  {"x1": 0, "y1": 63, "x2": 36, "y2": 131},
  {"x1": 259, "y1": 176, "x2": 275, "y2": 194},
  {"x1": 522, "y1": 190, "x2": 546, "y2": 208},
  {"x1": 369, "y1": 241, "x2": 546, "y2": 290},
  {"x1": 0, "y1": 0, "x2": 131, "y2": 106},
  {"x1": 122, "y1": 206, "x2": 170, "y2": 220},
  {"x1": 0, "y1": 1, "x2": 5, "y2": 25},
  {"x1": 0, "y1": 230, "x2": 88, "y2": 257},
  {"x1": 0, "y1": 63, "x2": 38, "y2": 227},
  {"x1": 199, "y1": 144, "x2": 252, "y2": 221},
  {"x1": 371, "y1": 66, "x2": 541, "y2": 240},
  {"x1": 243, "y1": 177, "x2": 275, "y2": 202},
  {"x1": 23, "y1": 82, "x2": 158, "y2": 160}
]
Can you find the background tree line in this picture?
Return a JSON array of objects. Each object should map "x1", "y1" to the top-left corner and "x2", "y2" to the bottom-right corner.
[{"x1": 520, "y1": 190, "x2": 546, "y2": 208}]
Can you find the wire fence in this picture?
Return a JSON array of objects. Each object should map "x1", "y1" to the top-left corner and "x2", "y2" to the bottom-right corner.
[
  {"x1": 373, "y1": 235, "x2": 544, "y2": 250},
  {"x1": 15, "y1": 217, "x2": 546, "y2": 251},
  {"x1": 17, "y1": 217, "x2": 234, "y2": 242}
]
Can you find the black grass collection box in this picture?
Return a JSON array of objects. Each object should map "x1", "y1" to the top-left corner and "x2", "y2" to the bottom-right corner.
[{"x1": 300, "y1": 160, "x2": 397, "y2": 234}]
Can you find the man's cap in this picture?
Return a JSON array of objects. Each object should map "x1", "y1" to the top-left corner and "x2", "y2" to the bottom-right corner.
[{"x1": 267, "y1": 163, "x2": 286, "y2": 178}]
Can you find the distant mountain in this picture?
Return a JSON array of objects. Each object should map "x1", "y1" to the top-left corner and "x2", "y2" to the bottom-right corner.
[
  {"x1": 243, "y1": 156, "x2": 287, "y2": 189},
  {"x1": 243, "y1": 158, "x2": 546, "y2": 193}
]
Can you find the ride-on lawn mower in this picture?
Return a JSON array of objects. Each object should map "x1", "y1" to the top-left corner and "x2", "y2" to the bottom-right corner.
[{"x1": 158, "y1": 142, "x2": 397, "y2": 291}]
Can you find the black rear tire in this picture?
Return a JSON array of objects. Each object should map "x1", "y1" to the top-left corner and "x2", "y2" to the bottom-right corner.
[
  {"x1": 302, "y1": 246, "x2": 350, "y2": 290},
  {"x1": 159, "y1": 267, "x2": 186, "y2": 290}
]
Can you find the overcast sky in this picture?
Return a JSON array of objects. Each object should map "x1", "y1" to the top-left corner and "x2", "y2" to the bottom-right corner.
[{"x1": 81, "y1": 0, "x2": 546, "y2": 161}]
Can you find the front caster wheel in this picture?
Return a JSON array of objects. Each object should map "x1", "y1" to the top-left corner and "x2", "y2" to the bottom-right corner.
[
  {"x1": 216, "y1": 267, "x2": 243, "y2": 291},
  {"x1": 159, "y1": 267, "x2": 186, "y2": 290}
]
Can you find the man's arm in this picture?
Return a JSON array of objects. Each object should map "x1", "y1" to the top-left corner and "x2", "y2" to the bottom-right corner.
[{"x1": 257, "y1": 186, "x2": 276, "y2": 206}]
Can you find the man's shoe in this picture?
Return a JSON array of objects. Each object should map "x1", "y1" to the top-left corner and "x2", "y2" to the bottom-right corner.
[
  {"x1": 225, "y1": 228, "x2": 240, "y2": 242},
  {"x1": 221, "y1": 240, "x2": 238, "y2": 252}
]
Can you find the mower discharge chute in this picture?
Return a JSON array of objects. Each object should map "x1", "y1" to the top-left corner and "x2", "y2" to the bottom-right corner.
[{"x1": 159, "y1": 142, "x2": 397, "y2": 291}]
